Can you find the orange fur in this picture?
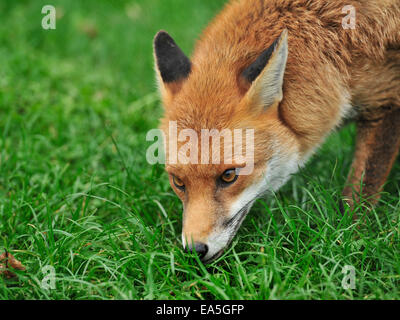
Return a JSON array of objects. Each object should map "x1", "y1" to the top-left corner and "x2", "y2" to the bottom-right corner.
[{"x1": 155, "y1": 0, "x2": 400, "y2": 260}]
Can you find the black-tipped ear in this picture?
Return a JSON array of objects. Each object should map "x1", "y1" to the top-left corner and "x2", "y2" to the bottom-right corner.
[
  {"x1": 243, "y1": 29, "x2": 289, "y2": 111},
  {"x1": 154, "y1": 31, "x2": 191, "y2": 83},
  {"x1": 242, "y1": 36, "x2": 280, "y2": 83}
]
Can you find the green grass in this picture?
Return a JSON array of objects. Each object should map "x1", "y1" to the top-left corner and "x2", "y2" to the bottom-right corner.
[{"x1": 0, "y1": 0, "x2": 399, "y2": 300}]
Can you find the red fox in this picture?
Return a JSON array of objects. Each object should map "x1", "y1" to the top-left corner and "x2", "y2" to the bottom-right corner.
[{"x1": 153, "y1": 0, "x2": 400, "y2": 263}]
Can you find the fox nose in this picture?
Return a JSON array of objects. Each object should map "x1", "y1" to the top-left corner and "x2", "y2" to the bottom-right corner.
[{"x1": 186, "y1": 242, "x2": 209, "y2": 259}]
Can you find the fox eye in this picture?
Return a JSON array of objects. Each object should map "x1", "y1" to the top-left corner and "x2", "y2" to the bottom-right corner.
[
  {"x1": 172, "y1": 176, "x2": 185, "y2": 190},
  {"x1": 220, "y1": 169, "x2": 239, "y2": 185}
]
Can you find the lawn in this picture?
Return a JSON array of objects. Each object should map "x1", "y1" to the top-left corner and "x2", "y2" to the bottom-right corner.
[{"x1": 0, "y1": 0, "x2": 399, "y2": 300}]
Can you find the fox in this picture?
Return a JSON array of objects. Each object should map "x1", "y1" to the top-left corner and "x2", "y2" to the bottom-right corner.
[{"x1": 152, "y1": 0, "x2": 400, "y2": 263}]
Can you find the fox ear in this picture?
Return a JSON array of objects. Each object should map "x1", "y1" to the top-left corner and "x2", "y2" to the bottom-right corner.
[
  {"x1": 242, "y1": 29, "x2": 288, "y2": 111},
  {"x1": 153, "y1": 31, "x2": 191, "y2": 96}
]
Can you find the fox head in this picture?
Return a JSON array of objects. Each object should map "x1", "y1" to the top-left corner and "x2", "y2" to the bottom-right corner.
[{"x1": 153, "y1": 29, "x2": 301, "y2": 263}]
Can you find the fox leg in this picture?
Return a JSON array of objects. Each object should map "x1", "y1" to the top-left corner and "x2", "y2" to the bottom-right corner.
[{"x1": 342, "y1": 107, "x2": 400, "y2": 214}]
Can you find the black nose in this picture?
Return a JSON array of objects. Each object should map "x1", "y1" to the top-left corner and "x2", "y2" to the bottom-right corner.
[{"x1": 186, "y1": 242, "x2": 209, "y2": 259}]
